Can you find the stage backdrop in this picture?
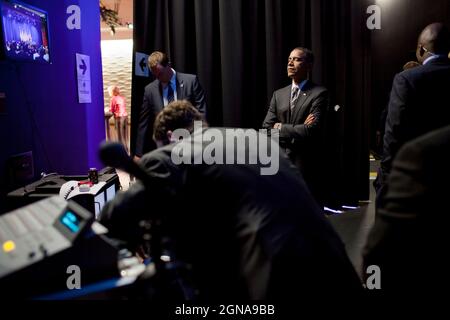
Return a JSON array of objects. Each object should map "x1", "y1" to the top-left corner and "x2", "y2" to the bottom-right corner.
[{"x1": 131, "y1": 0, "x2": 372, "y2": 204}]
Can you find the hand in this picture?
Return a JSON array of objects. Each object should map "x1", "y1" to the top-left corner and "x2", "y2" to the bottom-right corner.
[
  {"x1": 304, "y1": 114, "x2": 315, "y2": 126},
  {"x1": 273, "y1": 123, "x2": 282, "y2": 130},
  {"x1": 135, "y1": 245, "x2": 149, "y2": 262},
  {"x1": 133, "y1": 155, "x2": 141, "y2": 163}
]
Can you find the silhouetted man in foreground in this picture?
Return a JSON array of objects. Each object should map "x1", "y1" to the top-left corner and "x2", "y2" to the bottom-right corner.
[
  {"x1": 365, "y1": 124, "x2": 450, "y2": 296},
  {"x1": 100, "y1": 100, "x2": 363, "y2": 303}
]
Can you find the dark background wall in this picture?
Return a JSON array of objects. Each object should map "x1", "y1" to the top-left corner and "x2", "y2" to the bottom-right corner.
[{"x1": 0, "y1": 0, "x2": 105, "y2": 212}]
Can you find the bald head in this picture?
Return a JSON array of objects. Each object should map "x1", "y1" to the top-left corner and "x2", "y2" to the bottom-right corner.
[{"x1": 416, "y1": 23, "x2": 450, "y2": 63}]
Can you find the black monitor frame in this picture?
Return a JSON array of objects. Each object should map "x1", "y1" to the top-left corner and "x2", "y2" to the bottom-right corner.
[{"x1": 0, "y1": 0, "x2": 52, "y2": 64}]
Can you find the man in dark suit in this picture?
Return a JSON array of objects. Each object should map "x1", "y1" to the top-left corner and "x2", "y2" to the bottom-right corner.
[
  {"x1": 135, "y1": 51, "x2": 206, "y2": 158},
  {"x1": 100, "y1": 100, "x2": 363, "y2": 302},
  {"x1": 377, "y1": 23, "x2": 450, "y2": 205},
  {"x1": 262, "y1": 47, "x2": 329, "y2": 205},
  {"x1": 364, "y1": 124, "x2": 450, "y2": 294}
]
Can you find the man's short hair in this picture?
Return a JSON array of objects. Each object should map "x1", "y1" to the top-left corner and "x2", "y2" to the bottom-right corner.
[
  {"x1": 419, "y1": 23, "x2": 450, "y2": 54},
  {"x1": 432, "y1": 25, "x2": 450, "y2": 54},
  {"x1": 148, "y1": 51, "x2": 170, "y2": 69},
  {"x1": 153, "y1": 100, "x2": 204, "y2": 144},
  {"x1": 293, "y1": 47, "x2": 314, "y2": 64}
]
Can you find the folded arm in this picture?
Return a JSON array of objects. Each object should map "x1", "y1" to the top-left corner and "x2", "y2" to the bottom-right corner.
[{"x1": 279, "y1": 89, "x2": 329, "y2": 143}]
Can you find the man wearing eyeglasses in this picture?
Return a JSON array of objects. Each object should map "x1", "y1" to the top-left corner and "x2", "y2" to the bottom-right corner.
[{"x1": 262, "y1": 47, "x2": 329, "y2": 206}]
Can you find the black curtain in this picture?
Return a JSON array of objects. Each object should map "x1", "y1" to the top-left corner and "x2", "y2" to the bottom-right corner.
[{"x1": 131, "y1": 0, "x2": 370, "y2": 204}]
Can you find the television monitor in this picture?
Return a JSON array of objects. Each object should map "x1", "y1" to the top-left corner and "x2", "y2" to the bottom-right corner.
[{"x1": 0, "y1": 0, "x2": 51, "y2": 63}]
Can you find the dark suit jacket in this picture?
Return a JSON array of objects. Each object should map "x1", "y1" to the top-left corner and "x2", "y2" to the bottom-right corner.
[
  {"x1": 262, "y1": 81, "x2": 329, "y2": 203},
  {"x1": 135, "y1": 72, "x2": 206, "y2": 156},
  {"x1": 364, "y1": 125, "x2": 450, "y2": 294},
  {"x1": 100, "y1": 129, "x2": 362, "y2": 301},
  {"x1": 380, "y1": 58, "x2": 450, "y2": 188}
]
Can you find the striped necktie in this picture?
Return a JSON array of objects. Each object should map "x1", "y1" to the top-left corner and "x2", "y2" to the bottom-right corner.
[
  {"x1": 167, "y1": 84, "x2": 175, "y2": 105},
  {"x1": 291, "y1": 86, "x2": 300, "y2": 110}
]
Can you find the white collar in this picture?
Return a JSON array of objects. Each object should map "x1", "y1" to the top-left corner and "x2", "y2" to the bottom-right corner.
[
  {"x1": 423, "y1": 54, "x2": 447, "y2": 65},
  {"x1": 292, "y1": 79, "x2": 308, "y2": 91},
  {"x1": 170, "y1": 68, "x2": 177, "y2": 85}
]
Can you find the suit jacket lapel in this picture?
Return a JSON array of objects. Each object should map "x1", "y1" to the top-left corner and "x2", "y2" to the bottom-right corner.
[
  {"x1": 280, "y1": 86, "x2": 291, "y2": 123},
  {"x1": 176, "y1": 74, "x2": 185, "y2": 100},
  {"x1": 156, "y1": 82, "x2": 164, "y2": 111},
  {"x1": 290, "y1": 91, "x2": 309, "y2": 123},
  {"x1": 291, "y1": 82, "x2": 315, "y2": 123}
]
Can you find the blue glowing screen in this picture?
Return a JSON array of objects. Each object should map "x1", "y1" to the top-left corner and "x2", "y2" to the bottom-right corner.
[{"x1": 60, "y1": 211, "x2": 80, "y2": 233}]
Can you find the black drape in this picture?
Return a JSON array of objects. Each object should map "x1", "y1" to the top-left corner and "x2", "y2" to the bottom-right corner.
[{"x1": 131, "y1": 0, "x2": 370, "y2": 204}]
